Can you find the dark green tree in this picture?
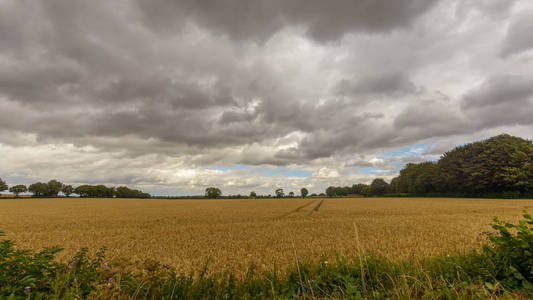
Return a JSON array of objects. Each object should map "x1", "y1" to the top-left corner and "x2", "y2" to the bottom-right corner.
[
  {"x1": 92, "y1": 185, "x2": 114, "y2": 198},
  {"x1": 205, "y1": 187, "x2": 222, "y2": 199},
  {"x1": 351, "y1": 183, "x2": 370, "y2": 196},
  {"x1": 249, "y1": 191, "x2": 257, "y2": 198},
  {"x1": 61, "y1": 185, "x2": 74, "y2": 197},
  {"x1": 438, "y1": 134, "x2": 533, "y2": 196},
  {"x1": 0, "y1": 178, "x2": 7, "y2": 193},
  {"x1": 9, "y1": 185, "x2": 27, "y2": 197},
  {"x1": 275, "y1": 188, "x2": 284, "y2": 198},
  {"x1": 73, "y1": 184, "x2": 116, "y2": 198},
  {"x1": 300, "y1": 188, "x2": 308, "y2": 198},
  {"x1": 370, "y1": 178, "x2": 389, "y2": 196},
  {"x1": 28, "y1": 182, "x2": 49, "y2": 197},
  {"x1": 325, "y1": 186, "x2": 336, "y2": 197},
  {"x1": 394, "y1": 162, "x2": 439, "y2": 195},
  {"x1": 74, "y1": 185, "x2": 91, "y2": 197},
  {"x1": 47, "y1": 180, "x2": 63, "y2": 197},
  {"x1": 115, "y1": 186, "x2": 150, "y2": 198}
]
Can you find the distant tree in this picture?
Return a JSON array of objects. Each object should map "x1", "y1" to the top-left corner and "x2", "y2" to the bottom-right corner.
[
  {"x1": 351, "y1": 183, "x2": 370, "y2": 196},
  {"x1": 275, "y1": 188, "x2": 284, "y2": 198},
  {"x1": 0, "y1": 177, "x2": 7, "y2": 193},
  {"x1": 9, "y1": 185, "x2": 27, "y2": 197},
  {"x1": 249, "y1": 191, "x2": 257, "y2": 198},
  {"x1": 74, "y1": 185, "x2": 91, "y2": 197},
  {"x1": 92, "y1": 185, "x2": 115, "y2": 198},
  {"x1": 325, "y1": 186, "x2": 336, "y2": 197},
  {"x1": 389, "y1": 177, "x2": 399, "y2": 194},
  {"x1": 318, "y1": 193, "x2": 326, "y2": 197},
  {"x1": 300, "y1": 188, "x2": 308, "y2": 198},
  {"x1": 62, "y1": 185, "x2": 74, "y2": 197},
  {"x1": 370, "y1": 178, "x2": 389, "y2": 196},
  {"x1": 288, "y1": 191, "x2": 294, "y2": 197},
  {"x1": 115, "y1": 186, "x2": 150, "y2": 198},
  {"x1": 205, "y1": 187, "x2": 222, "y2": 199},
  {"x1": 28, "y1": 182, "x2": 49, "y2": 197},
  {"x1": 73, "y1": 184, "x2": 115, "y2": 198},
  {"x1": 47, "y1": 180, "x2": 63, "y2": 197}
]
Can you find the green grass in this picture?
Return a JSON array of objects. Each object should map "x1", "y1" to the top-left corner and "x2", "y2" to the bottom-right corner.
[{"x1": 1, "y1": 212, "x2": 532, "y2": 299}]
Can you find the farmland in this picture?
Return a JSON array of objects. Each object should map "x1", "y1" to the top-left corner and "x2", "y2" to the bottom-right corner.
[{"x1": 0, "y1": 197, "x2": 530, "y2": 274}]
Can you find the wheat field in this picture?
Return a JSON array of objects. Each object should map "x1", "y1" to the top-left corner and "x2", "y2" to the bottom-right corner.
[{"x1": 0, "y1": 197, "x2": 530, "y2": 274}]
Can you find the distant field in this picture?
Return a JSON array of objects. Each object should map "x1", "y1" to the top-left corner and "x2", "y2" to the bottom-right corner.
[{"x1": 0, "y1": 197, "x2": 531, "y2": 274}]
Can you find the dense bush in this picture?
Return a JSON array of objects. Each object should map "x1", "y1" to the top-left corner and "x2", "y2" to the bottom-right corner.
[{"x1": 1, "y1": 212, "x2": 531, "y2": 299}]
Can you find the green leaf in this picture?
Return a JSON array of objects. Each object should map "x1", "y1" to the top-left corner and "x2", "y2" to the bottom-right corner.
[{"x1": 523, "y1": 280, "x2": 533, "y2": 290}]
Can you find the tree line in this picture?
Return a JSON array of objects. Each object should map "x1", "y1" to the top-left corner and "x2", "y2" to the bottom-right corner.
[
  {"x1": 324, "y1": 134, "x2": 533, "y2": 198},
  {"x1": 2, "y1": 134, "x2": 531, "y2": 199},
  {"x1": 0, "y1": 179, "x2": 150, "y2": 198},
  {"x1": 203, "y1": 187, "x2": 311, "y2": 199},
  {"x1": 324, "y1": 179, "x2": 389, "y2": 197}
]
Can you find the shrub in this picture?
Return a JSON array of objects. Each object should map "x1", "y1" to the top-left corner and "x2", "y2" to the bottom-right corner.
[{"x1": 481, "y1": 211, "x2": 533, "y2": 290}]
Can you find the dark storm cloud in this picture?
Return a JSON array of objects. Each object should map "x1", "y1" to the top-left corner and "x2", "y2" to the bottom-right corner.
[{"x1": 136, "y1": 0, "x2": 440, "y2": 42}]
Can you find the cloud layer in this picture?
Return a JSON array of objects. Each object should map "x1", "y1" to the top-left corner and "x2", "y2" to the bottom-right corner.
[{"x1": 1, "y1": 0, "x2": 532, "y2": 195}]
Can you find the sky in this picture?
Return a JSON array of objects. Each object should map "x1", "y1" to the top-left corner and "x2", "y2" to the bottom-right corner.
[{"x1": 1, "y1": 0, "x2": 533, "y2": 196}]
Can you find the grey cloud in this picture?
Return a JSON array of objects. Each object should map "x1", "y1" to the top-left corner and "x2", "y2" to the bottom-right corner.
[
  {"x1": 501, "y1": 10, "x2": 533, "y2": 57},
  {"x1": 456, "y1": 0, "x2": 517, "y2": 20},
  {"x1": 136, "y1": 0, "x2": 439, "y2": 43},
  {"x1": 462, "y1": 75, "x2": 533, "y2": 109},
  {"x1": 393, "y1": 98, "x2": 471, "y2": 141},
  {"x1": 335, "y1": 72, "x2": 418, "y2": 98},
  {"x1": 461, "y1": 75, "x2": 533, "y2": 129},
  {"x1": 219, "y1": 109, "x2": 258, "y2": 125},
  {"x1": 395, "y1": 100, "x2": 462, "y2": 130}
]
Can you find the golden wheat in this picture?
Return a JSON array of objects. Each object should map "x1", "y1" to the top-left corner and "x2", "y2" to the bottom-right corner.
[{"x1": 0, "y1": 197, "x2": 530, "y2": 274}]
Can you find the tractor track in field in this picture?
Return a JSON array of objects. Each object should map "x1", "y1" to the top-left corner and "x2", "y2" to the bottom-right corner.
[
  {"x1": 307, "y1": 199, "x2": 324, "y2": 216},
  {"x1": 276, "y1": 199, "x2": 326, "y2": 219},
  {"x1": 275, "y1": 200, "x2": 318, "y2": 219}
]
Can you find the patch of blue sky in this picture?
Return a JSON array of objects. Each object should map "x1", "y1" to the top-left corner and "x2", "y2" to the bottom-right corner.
[
  {"x1": 211, "y1": 165, "x2": 311, "y2": 177},
  {"x1": 358, "y1": 167, "x2": 381, "y2": 174},
  {"x1": 383, "y1": 143, "x2": 426, "y2": 157},
  {"x1": 256, "y1": 166, "x2": 312, "y2": 177},
  {"x1": 211, "y1": 164, "x2": 251, "y2": 171}
]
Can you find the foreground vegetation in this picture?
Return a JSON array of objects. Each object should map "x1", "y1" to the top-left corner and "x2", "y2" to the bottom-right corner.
[{"x1": 1, "y1": 211, "x2": 531, "y2": 299}]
